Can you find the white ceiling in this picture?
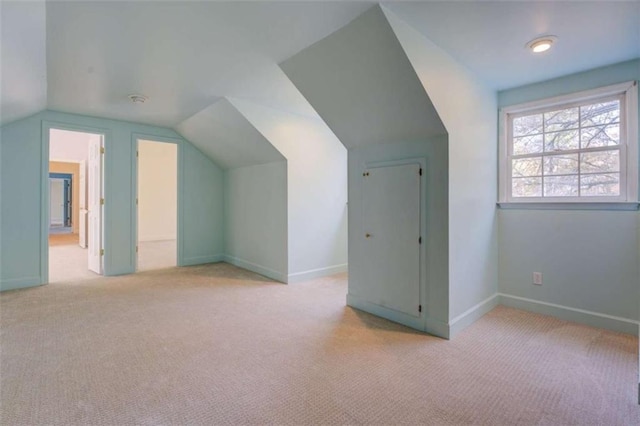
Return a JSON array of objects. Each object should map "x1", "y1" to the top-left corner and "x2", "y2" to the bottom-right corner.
[
  {"x1": 0, "y1": 1, "x2": 47, "y2": 125},
  {"x1": 282, "y1": 6, "x2": 447, "y2": 149},
  {"x1": 175, "y1": 99, "x2": 284, "y2": 170},
  {"x1": 1, "y1": 1, "x2": 638, "y2": 129},
  {"x1": 384, "y1": 1, "x2": 640, "y2": 90},
  {"x1": 44, "y1": 1, "x2": 372, "y2": 128}
]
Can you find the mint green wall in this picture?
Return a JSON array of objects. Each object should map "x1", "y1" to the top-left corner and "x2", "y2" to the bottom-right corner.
[
  {"x1": 223, "y1": 161, "x2": 288, "y2": 282},
  {"x1": 498, "y1": 60, "x2": 640, "y2": 331},
  {"x1": 384, "y1": 7, "x2": 499, "y2": 334},
  {"x1": 0, "y1": 110, "x2": 224, "y2": 291}
]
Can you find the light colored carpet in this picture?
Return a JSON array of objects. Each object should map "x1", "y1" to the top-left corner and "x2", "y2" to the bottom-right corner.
[
  {"x1": 1, "y1": 263, "x2": 638, "y2": 425},
  {"x1": 49, "y1": 244, "x2": 100, "y2": 283},
  {"x1": 137, "y1": 239, "x2": 177, "y2": 271}
]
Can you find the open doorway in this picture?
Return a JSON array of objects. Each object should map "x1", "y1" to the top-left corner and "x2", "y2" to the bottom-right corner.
[
  {"x1": 136, "y1": 139, "x2": 178, "y2": 271},
  {"x1": 47, "y1": 128, "x2": 104, "y2": 283}
]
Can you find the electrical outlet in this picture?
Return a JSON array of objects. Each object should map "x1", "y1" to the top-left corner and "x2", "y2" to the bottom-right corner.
[{"x1": 532, "y1": 272, "x2": 543, "y2": 285}]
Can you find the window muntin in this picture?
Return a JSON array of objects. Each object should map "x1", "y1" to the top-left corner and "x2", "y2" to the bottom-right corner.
[{"x1": 506, "y1": 94, "x2": 629, "y2": 202}]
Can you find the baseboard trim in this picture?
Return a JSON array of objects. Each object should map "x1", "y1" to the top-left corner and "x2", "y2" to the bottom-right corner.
[
  {"x1": 424, "y1": 317, "x2": 450, "y2": 340},
  {"x1": 499, "y1": 293, "x2": 639, "y2": 335},
  {"x1": 287, "y1": 263, "x2": 348, "y2": 284},
  {"x1": 449, "y1": 294, "x2": 500, "y2": 338},
  {"x1": 181, "y1": 254, "x2": 224, "y2": 267},
  {"x1": 222, "y1": 255, "x2": 287, "y2": 283},
  {"x1": 139, "y1": 235, "x2": 177, "y2": 242},
  {"x1": 0, "y1": 276, "x2": 43, "y2": 292},
  {"x1": 346, "y1": 293, "x2": 428, "y2": 332}
]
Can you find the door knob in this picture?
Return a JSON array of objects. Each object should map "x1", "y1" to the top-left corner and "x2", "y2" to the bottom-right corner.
[{"x1": 365, "y1": 233, "x2": 371, "y2": 238}]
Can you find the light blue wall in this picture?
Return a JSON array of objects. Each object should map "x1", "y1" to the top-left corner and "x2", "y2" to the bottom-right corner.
[
  {"x1": 230, "y1": 98, "x2": 348, "y2": 283},
  {"x1": 384, "y1": 7, "x2": 499, "y2": 335},
  {"x1": 498, "y1": 60, "x2": 640, "y2": 332},
  {"x1": 223, "y1": 161, "x2": 288, "y2": 282},
  {"x1": 0, "y1": 110, "x2": 224, "y2": 291}
]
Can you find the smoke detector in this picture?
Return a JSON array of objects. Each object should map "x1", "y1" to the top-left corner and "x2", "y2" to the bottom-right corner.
[{"x1": 128, "y1": 94, "x2": 148, "y2": 104}]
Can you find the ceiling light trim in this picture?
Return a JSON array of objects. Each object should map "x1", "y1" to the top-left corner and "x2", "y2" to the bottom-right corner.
[{"x1": 526, "y1": 35, "x2": 558, "y2": 53}]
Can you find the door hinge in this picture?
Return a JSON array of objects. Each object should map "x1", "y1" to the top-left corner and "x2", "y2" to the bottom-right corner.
[
  {"x1": 100, "y1": 198, "x2": 105, "y2": 205},
  {"x1": 419, "y1": 236, "x2": 422, "y2": 244},
  {"x1": 136, "y1": 198, "x2": 138, "y2": 205},
  {"x1": 100, "y1": 249, "x2": 104, "y2": 256},
  {"x1": 136, "y1": 151, "x2": 139, "y2": 157},
  {"x1": 136, "y1": 246, "x2": 138, "y2": 253},
  {"x1": 100, "y1": 147, "x2": 105, "y2": 154},
  {"x1": 419, "y1": 168, "x2": 422, "y2": 176},
  {"x1": 418, "y1": 305, "x2": 422, "y2": 313}
]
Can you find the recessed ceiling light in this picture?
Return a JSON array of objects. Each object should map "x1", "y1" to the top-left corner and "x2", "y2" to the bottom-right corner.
[
  {"x1": 526, "y1": 36, "x2": 558, "y2": 53},
  {"x1": 128, "y1": 94, "x2": 148, "y2": 104}
]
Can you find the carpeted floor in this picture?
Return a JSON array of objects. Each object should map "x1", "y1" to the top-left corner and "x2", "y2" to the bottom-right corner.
[
  {"x1": 1, "y1": 263, "x2": 638, "y2": 425},
  {"x1": 48, "y1": 239, "x2": 177, "y2": 283},
  {"x1": 137, "y1": 239, "x2": 177, "y2": 271},
  {"x1": 49, "y1": 243, "x2": 101, "y2": 283}
]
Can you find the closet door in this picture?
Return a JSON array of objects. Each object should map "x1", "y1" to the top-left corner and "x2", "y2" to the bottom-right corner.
[{"x1": 362, "y1": 163, "x2": 421, "y2": 317}]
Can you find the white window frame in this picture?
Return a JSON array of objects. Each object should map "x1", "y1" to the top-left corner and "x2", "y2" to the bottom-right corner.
[{"x1": 499, "y1": 81, "x2": 638, "y2": 206}]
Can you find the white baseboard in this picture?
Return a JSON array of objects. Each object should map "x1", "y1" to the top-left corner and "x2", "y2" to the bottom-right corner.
[
  {"x1": 222, "y1": 255, "x2": 287, "y2": 283},
  {"x1": 181, "y1": 254, "x2": 224, "y2": 267},
  {"x1": 0, "y1": 276, "x2": 43, "y2": 292},
  {"x1": 449, "y1": 294, "x2": 500, "y2": 338},
  {"x1": 347, "y1": 293, "x2": 426, "y2": 332},
  {"x1": 499, "y1": 293, "x2": 639, "y2": 335},
  {"x1": 139, "y1": 235, "x2": 177, "y2": 242},
  {"x1": 287, "y1": 263, "x2": 348, "y2": 284}
]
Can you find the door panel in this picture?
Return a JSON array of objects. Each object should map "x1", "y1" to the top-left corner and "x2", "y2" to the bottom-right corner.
[
  {"x1": 79, "y1": 160, "x2": 87, "y2": 248},
  {"x1": 88, "y1": 137, "x2": 103, "y2": 274},
  {"x1": 362, "y1": 163, "x2": 421, "y2": 317}
]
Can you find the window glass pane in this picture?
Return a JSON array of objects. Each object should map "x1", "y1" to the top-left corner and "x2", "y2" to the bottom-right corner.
[
  {"x1": 512, "y1": 177, "x2": 542, "y2": 197},
  {"x1": 580, "y1": 150, "x2": 619, "y2": 174},
  {"x1": 581, "y1": 100, "x2": 620, "y2": 127},
  {"x1": 544, "y1": 175, "x2": 578, "y2": 197},
  {"x1": 580, "y1": 173, "x2": 620, "y2": 196},
  {"x1": 513, "y1": 114, "x2": 542, "y2": 137},
  {"x1": 512, "y1": 157, "x2": 541, "y2": 177},
  {"x1": 513, "y1": 134, "x2": 543, "y2": 155},
  {"x1": 543, "y1": 154, "x2": 578, "y2": 176},
  {"x1": 544, "y1": 107, "x2": 579, "y2": 132},
  {"x1": 581, "y1": 124, "x2": 619, "y2": 148},
  {"x1": 544, "y1": 129, "x2": 579, "y2": 152}
]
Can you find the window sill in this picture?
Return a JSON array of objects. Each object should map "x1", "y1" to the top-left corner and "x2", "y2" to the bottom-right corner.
[{"x1": 497, "y1": 202, "x2": 640, "y2": 211}]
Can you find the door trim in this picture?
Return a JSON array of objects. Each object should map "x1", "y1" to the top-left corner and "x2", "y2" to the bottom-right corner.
[
  {"x1": 131, "y1": 133, "x2": 183, "y2": 271},
  {"x1": 41, "y1": 121, "x2": 110, "y2": 284}
]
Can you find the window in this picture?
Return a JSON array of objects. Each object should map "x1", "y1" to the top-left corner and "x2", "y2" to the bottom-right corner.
[{"x1": 499, "y1": 81, "x2": 638, "y2": 205}]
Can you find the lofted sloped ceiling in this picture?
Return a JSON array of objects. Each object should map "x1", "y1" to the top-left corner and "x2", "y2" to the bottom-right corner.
[
  {"x1": 384, "y1": 1, "x2": 640, "y2": 90},
  {"x1": 2, "y1": 0, "x2": 637, "y2": 153},
  {"x1": 0, "y1": 0, "x2": 47, "y2": 125},
  {"x1": 281, "y1": 5, "x2": 447, "y2": 149},
  {"x1": 175, "y1": 98, "x2": 284, "y2": 170},
  {"x1": 43, "y1": 1, "x2": 373, "y2": 128}
]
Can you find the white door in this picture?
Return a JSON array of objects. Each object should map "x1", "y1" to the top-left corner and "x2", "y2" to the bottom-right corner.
[
  {"x1": 79, "y1": 160, "x2": 87, "y2": 248},
  {"x1": 362, "y1": 163, "x2": 421, "y2": 317},
  {"x1": 88, "y1": 137, "x2": 103, "y2": 274}
]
